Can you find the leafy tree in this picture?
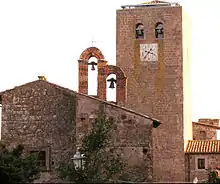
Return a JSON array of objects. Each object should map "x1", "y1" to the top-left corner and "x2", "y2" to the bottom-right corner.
[
  {"x1": 58, "y1": 114, "x2": 125, "y2": 183},
  {"x1": 0, "y1": 143, "x2": 40, "y2": 183}
]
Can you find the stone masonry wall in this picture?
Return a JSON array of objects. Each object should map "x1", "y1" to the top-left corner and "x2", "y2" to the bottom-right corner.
[
  {"x1": 198, "y1": 119, "x2": 220, "y2": 127},
  {"x1": 0, "y1": 79, "x2": 155, "y2": 182},
  {"x1": 75, "y1": 94, "x2": 153, "y2": 181},
  {"x1": 0, "y1": 80, "x2": 76, "y2": 182},
  {"x1": 193, "y1": 123, "x2": 217, "y2": 140},
  {"x1": 185, "y1": 154, "x2": 220, "y2": 182},
  {"x1": 116, "y1": 5, "x2": 186, "y2": 182}
]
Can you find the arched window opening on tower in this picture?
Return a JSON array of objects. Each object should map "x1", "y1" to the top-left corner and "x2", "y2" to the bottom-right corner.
[
  {"x1": 136, "y1": 23, "x2": 144, "y2": 39},
  {"x1": 106, "y1": 74, "x2": 116, "y2": 102},
  {"x1": 155, "y1": 22, "x2": 164, "y2": 39},
  {"x1": 88, "y1": 57, "x2": 98, "y2": 96}
]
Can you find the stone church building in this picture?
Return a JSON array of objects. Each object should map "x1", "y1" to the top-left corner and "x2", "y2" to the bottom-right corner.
[{"x1": 0, "y1": 0, "x2": 220, "y2": 183}]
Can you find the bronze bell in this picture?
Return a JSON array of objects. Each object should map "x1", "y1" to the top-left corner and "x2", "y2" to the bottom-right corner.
[
  {"x1": 88, "y1": 61, "x2": 97, "y2": 71},
  {"x1": 107, "y1": 78, "x2": 117, "y2": 89},
  {"x1": 109, "y1": 81, "x2": 115, "y2": 89},
  {"x1": 91, "y1": 64, "x2": 95, "y2": 71}
]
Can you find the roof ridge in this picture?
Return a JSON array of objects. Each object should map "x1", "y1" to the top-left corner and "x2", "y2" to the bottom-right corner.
[
  {"x1": 193, "y1": 122, "x2": 220, "y2": 130},
  {"x1": 0, "y1": 80, "x2": 40, "y2": 94},
  {"x1": 142, "y1": 0, "x2": 170, "y2": 4},
  {"x1": 45, "y1": 80, "x2": 160, "y2": 122},
  {"x1": 0, "y1": 79, "x2": 161, "y2": 123}
]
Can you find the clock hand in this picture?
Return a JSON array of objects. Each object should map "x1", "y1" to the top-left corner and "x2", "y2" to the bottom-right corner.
[
  {"x1": 144, "y1": 50, "x2": 150, "y2": 59},
  {"x1": 149, "y1": 52, "x2": 156, "y2": 56},
  {"x1": 146, "y1": 48, "x2": 153, "y2": 54},
  {"x1": 144, "y1": 48, "x2": 154, "y2": 59}
]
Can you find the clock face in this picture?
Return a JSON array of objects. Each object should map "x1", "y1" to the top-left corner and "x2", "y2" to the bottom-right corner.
[{"x1": 140, "y1": 43, "x2": 158, "y2": 62}]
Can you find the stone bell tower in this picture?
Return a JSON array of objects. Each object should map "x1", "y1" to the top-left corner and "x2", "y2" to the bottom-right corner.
[
  {"x1": 78, "y1": 47, "x2": 127, "y2": 106},
  {"x1": 116, "y1": 1, "x2": 192, "y2": 182}
]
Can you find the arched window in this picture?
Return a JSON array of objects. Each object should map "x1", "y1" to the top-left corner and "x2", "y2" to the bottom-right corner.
[
  {"x1": 155, "y1": 22, "x2": 164, "y2": 39},
  {"x1": 136, "y1": 23, "x2": 144, "y2": 39},
  {"x1": 88, "y1": 57, "x2": 98, "y2": 96},
  {"x1": 106, "y1": 74, "x2": 116, "y2": 102}
]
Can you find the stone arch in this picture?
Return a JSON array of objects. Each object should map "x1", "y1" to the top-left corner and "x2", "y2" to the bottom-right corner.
[
  {"x1": 104, "y1": 65, "x2": 126, "y2": 79},
  {"x1": 97, "y1": 65, "x2": 127, "y2": 105},
  {"x1": 78, "y1": 47, "x2": 106, "y2": 95},
  {"x1": 79, "y1": 47, "x2": 105, "y2": 61}
]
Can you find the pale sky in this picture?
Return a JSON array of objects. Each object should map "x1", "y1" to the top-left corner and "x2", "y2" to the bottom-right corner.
[{"x1": 0, "y1": 0, "x2": 220, "y2": 121}]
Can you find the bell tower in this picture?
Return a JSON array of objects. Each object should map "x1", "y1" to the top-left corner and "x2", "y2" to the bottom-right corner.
[
  {"x1": 116, "y1": 1, "x2": 192, "y2": 182},
  {"x1": 78, "y1": 47, "x2": 127, "y2": 106}
]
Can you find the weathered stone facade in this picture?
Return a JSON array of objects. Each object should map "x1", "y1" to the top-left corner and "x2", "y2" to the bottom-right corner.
[
  {"x1": 186, "y1": 153, "x2": 220, "y2": 182},
  {"x1": 184, "y1": 119, "x2": 220, "y2": 182},
  {"x1": 75, "y1": 93, "x2": 154, "y2": 181},
  {"x1": 0, "y1": 80, "x2": 76, "y2": 182},
  {"x1": 198, "y1": 118, "x2": 220, "y2": 127},
  {"x1": 0, "y1": 79, "x2": 156, "y2": 182},
  {"x1": 116, "y1": 3, "x2": 192, "y2": 182},
  {"x1": 193, "y1": 122, "x2": 218, "y2": 140}
]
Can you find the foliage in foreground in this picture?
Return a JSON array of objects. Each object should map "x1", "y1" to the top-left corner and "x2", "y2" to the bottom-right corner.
[
  {"x1": 58, "y1": 114, "x2": 125, "y2": 183},
  {"x1": 0, "y1": 143, "x2": 40, "y2": 183},
  {"x1": 205, "y1": 168, "x2": 220, "y2": 183}
]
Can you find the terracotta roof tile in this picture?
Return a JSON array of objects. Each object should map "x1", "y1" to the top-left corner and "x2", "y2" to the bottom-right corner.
[{"x1": 186, "y1": 140, "x2": 220, "y2": 153}]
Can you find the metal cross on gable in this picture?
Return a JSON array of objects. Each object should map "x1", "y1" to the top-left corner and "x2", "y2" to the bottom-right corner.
[
  {"x1": 91, "y1": 36, "x2": 96, "y2": 47},
  {"x1": 91, "y1": 40, "x2": 96, "y2": 47}
]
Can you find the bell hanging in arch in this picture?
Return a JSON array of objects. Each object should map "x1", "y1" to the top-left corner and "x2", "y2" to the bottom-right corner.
[
  {"x1": 107, "y1": 78, "x2": 117, "y2": 89},
  {"x1": 91, "y1": 64, "x2": 95, "y2": 71},
  {"x1": 88, "y1": 61, "x2": 97, "y2": 71},
  {"x1": 109, "y1": 81, "x2": 115, "y2": 89}
]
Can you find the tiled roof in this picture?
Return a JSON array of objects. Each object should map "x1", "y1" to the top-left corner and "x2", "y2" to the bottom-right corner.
[{"x1": 186, "y1": 140, "x2": 220, "y2": 153}]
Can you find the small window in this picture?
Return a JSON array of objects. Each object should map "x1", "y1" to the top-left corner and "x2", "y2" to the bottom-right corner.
[
  {"x1": 198, "y1": 158, "x2": 205, "y2": 169},
  {"x1": 200, "y1": 131, "x2": 206, "y2": 140},
  {"x1": 155, "y1": 22, "x2": 164, "y2": 39},
  {"x1": 136, "y1": 23, "x2": 144, "y2": 39},
  {"x1": 143, "y1": 148, "x2": 148, "y2": 155},
  {"x1": 30, "y1": 151, "x2": 46, "y2": 169}
]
